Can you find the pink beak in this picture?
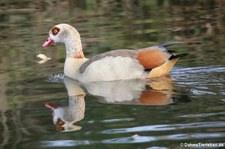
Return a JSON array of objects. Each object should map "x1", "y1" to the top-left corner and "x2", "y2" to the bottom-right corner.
[
  {"x1": 42, "y1": 36, "x2": 54, "y2": 47},
  {"x1": 45, "y1": 102, "x2": 57, "y2": 111}
]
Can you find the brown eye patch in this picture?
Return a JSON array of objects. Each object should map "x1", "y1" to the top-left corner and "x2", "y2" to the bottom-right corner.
[
  {"x1": 51, "y1": 27, "x2": 60, "y2": 35},
  {"x1": 56, "y1": 118, "x2": 65, "y2": 125}
]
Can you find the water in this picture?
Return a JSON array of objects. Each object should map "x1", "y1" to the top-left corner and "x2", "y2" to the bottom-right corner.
[{"x1": 1, "y1": 0, "x2": 225, "y2": 148}]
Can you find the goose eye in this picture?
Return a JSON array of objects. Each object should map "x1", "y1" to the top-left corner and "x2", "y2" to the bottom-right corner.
[
  {"x1": 51, "y1": 27, "x2": 60, "y2": 35},
  {"x1": 56, "y1": 118, "x2": 65, "y2": 125}
]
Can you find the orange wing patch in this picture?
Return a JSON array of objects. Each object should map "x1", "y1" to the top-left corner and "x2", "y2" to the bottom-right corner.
[{"x1": 136, "y1": 48, "x2": 170, "y2": 69}]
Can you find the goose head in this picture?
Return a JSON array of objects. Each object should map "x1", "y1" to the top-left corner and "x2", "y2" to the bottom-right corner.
[{"x1": 42, "y1": 23, "x2": 84, "y2": 58}]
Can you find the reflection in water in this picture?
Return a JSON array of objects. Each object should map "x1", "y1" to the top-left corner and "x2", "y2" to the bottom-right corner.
[
  {"x1": 45, "y1": 96, "x2": 85, "y2": 132},
  {"x1": 45, "y1": 77, "x2": 86, "y2": 132},
  {"x1": 45, "y1": 77, "x2": 189, "y2": 132},
  {"x1": 1, "y1": 0, "x2": 225, "y2": 148},
  {"x1": 82, "y1": 77, "x2": 178, "y2": 105}
]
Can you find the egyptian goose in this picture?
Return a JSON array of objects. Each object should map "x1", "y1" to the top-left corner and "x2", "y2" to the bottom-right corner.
[{"x1": 42, "y1": 23, "x2": 187, "y2": 82}]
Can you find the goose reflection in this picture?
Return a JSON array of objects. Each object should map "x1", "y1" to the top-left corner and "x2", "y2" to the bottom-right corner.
[
  {"x1": 82, "y1": 76, "x2": 176, "y2": 105},
  {"x1": 45, "y1": 76, "x2": 188, "y2": 132},
  {"x1": 45, "y1": 77, "x2": 86, "y2": 132}
]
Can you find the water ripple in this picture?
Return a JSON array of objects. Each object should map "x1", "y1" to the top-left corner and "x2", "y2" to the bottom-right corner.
[
  {"x1": 179, "y1": 111, "x2": 225, "y2": 118},
  {"x1": 172, "y1": 66, "x2": 225, "y2": 81},
  {"x1": 40, "y1": 132, "x2": 225, "y2": 147},
  {"x1": 41, "y1": 140, "x2": 93, "y2": 147},
  {"x1": 173, "y1": 66, "x2": 225, "y2": 75},
  {"x1": 171, "y1": 66, "x2": 225, "y2": 95},
  {"x1": 87, "y1": 118, "x2": 134, "y2": 124},
  {"x1": 101, "y1": 121, "x2": 225, "y2": 134},
  {"x1": 102, "y1": 132, "x2": 225, "y2": 144},
  {"x1": 101, "y1": 118, "x2": 134, "y2": 123},
  {"x1": 45, "y1": 73, "x2": 64, "y2": 83}
]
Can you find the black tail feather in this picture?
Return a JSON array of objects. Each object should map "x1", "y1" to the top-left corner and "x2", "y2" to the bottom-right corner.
[
  {"x1": 159, "y1": 41, "x2": 184, "y2": 48},
  {"x1": 169, "y1": 53, "x2": 189, "y2": 60}
]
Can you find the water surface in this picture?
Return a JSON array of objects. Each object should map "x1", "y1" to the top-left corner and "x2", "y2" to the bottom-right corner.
[{"x1": 0, "y1": 1, "x2": 225, "y2": 149}]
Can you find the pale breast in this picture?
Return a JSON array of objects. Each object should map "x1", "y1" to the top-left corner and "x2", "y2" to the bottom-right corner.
[
  {"x1": 64, "y1": 58, "x2": 88, "y2": 80},
  {"x1": 77, "y1": 56, "x2": 146, "y2": 82}
]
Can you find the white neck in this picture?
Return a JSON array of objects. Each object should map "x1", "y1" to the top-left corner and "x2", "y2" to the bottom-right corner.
[
  {"x1": 64, "y1": 29, "x2": 84, "y2": 58},
  {"x1": 65, "y1": 39, "x2": 84, "y2": 58},
  {"x1": 60, "y1": 25, "x2": 88, "y2": 79}
]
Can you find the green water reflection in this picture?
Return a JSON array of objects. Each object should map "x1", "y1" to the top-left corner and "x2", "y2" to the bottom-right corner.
[{"x1": 0, "y1": 0, "x2": 225, "y2": 148}]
